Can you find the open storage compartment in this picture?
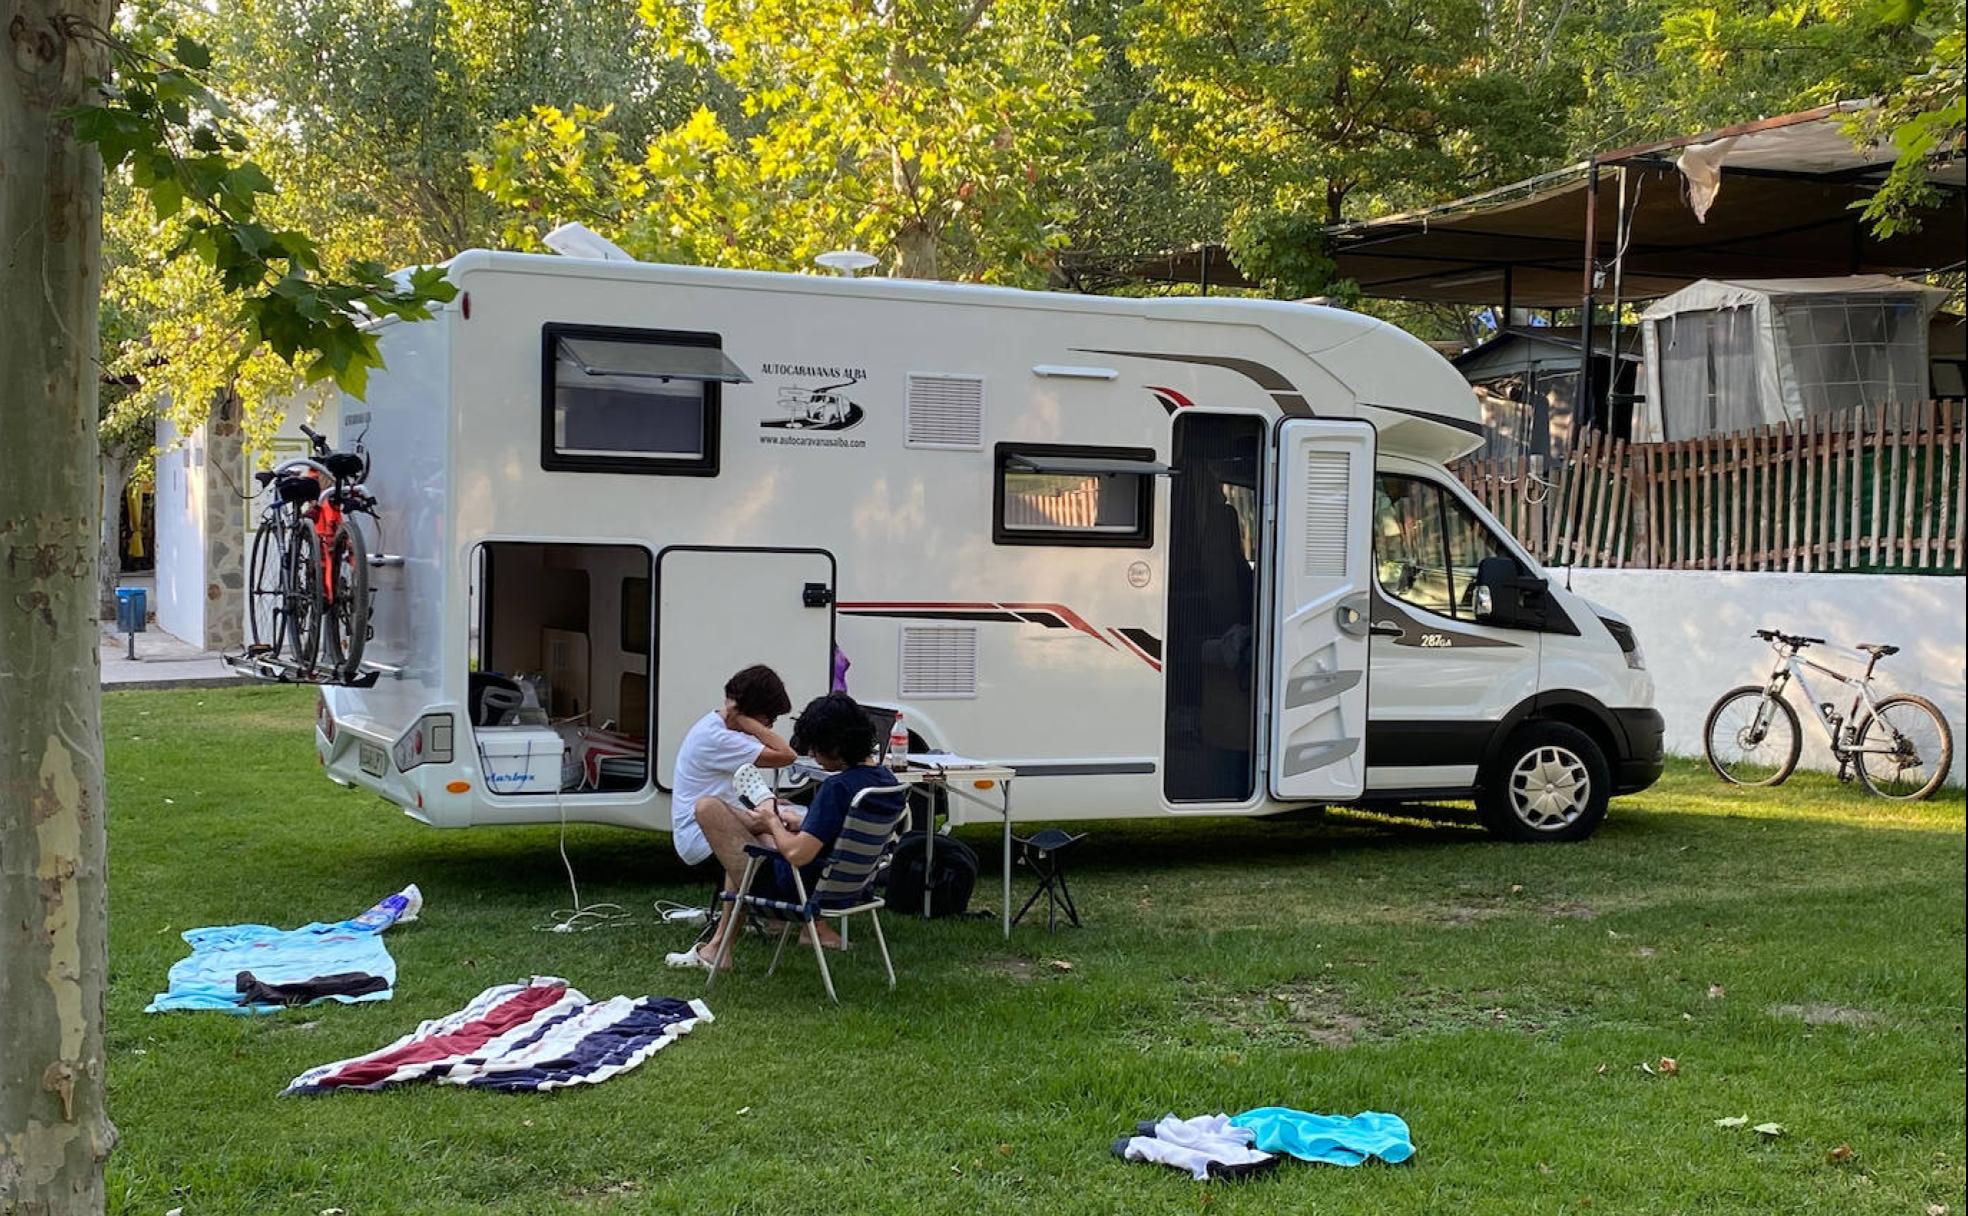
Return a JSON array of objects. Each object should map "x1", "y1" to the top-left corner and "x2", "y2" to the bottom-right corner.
[{"x1": 471, "y1": 542, "x2": 652, "y2": 794}]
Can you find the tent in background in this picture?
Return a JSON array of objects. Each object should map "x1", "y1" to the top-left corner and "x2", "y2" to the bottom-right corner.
[{"x1": 1636, "y1": 276, "x2": 1949, "y2": 441}]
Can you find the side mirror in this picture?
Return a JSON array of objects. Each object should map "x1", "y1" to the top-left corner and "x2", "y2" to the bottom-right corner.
[{"x1": 1475, "y1": 555, "x2": 1547, "y2": 629}]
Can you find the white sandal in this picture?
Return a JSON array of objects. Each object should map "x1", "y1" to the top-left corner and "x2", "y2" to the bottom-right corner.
[{"x1": 664, "y1": 946, "x2": 719, "y2": 970}]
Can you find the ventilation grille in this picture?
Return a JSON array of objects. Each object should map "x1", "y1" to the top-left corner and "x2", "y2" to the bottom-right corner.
[
  {"x1": 1302, "y1": 449, "x2": 1351, "y2": 577},
  {"x1": 898, "y1": 626, "x2": 979, "y2": 699},
  {"x1": 906, "y1": 374, "x2": 985, "y2": 449}
]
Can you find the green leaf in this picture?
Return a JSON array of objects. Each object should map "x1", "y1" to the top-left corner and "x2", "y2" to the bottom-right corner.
[
  {"x1": 150, "y1": 177, "x2": 185, "y2": 220},
  {"x1": 172, "y1": 35, "x2": 214, "y2": 72}
]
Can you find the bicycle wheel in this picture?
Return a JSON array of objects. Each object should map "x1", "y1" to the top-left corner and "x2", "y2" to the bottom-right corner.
[
  {"x1": 321, "y1": 517, "x2": 369, "y2": 679},
  {"x1": 246, "y1": 515, "x2": 287, "y2": 658},
  {"x1": 1703, "y1": 686, "x2": 1801, "y2": 786},
  {"x1": 286, "y1": 523, "x2": 323, "y2": 671},
  {"x1": 1854, "y1": 694, "x2": 1954, "y2": 801}
]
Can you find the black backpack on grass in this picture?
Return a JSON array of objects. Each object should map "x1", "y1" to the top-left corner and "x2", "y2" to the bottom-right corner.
[{"x1": 881, "y1": 832, "x2": 978, "y2": 919}]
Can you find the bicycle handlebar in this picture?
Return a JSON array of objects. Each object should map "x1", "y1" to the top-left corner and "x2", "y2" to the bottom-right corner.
[
  {"x1": 298, "y1": 423, "x2": 330, "y2": 456},
  {"x1": 1754, "y1": 628, "x2": 1826, "y2": 648}
]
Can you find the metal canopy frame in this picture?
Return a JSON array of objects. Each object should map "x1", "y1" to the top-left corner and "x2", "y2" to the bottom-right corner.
[{"x1": 1083, "y1": 101, "x2": 1964, "y2": 428}]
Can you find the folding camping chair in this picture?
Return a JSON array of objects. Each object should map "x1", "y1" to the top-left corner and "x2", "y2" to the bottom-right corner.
[{"x1": 704, "y1": 782, "x2": 910, "y2": 1002}]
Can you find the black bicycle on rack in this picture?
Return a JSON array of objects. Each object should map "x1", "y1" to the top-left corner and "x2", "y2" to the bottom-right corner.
[
  {"x1": 244, "y1": 424, "x2": 376, "y2": 682},
  {"x1": 1703, "y1": 629, "x2": 1954, "y2": 800}
]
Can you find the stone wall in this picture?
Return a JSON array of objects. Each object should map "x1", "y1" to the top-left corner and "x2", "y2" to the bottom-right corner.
[{"x1": 199, "y1": 393, "x2": 246, "y2": 652}]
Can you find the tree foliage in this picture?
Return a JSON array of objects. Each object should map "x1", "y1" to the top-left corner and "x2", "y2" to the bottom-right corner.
[
  {"x1": 97, "y1": 0, "x2": 688, "y2": 452},
  {"x1": 476, "y1": 0, "x2": 1099, "y2": 283},
  {"x1": 1853, "y1": 0, "x2": 1966, "y2": 235},
  {"x1": 1122, "y1": 0, "x2": 1568, "y2": 295},
  {"x1": 71, "y1": 21, "x2": 456, "y2": 404}
]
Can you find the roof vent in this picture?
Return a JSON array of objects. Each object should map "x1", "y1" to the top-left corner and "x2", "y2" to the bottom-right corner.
[
  {"x1": 542, "y1": 222, "x2": 635, "y2": 262},
  {"x1": 906, "y1": 373, "x2": 985, "y2": 450},
  {"x1": 898, "y1": 626, "x2": 979, "y2": 699}
]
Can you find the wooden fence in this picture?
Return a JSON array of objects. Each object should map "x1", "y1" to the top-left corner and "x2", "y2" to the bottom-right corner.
[{"x1": 1455, "y1": 400, "x2": 1966, "y2": 574}]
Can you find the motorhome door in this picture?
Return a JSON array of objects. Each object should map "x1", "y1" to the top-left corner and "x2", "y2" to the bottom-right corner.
[
  {"x1": 654, "y1": 547, "x2": 836, "y2": 789},
  {"x1": 1269, "y1": 418, "x2": 1375, "y2": 801}
]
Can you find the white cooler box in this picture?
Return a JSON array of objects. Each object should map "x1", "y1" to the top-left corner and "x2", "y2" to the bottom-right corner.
[{"x1": 475, "y1": 726, "x2": 566, "y2": 794}]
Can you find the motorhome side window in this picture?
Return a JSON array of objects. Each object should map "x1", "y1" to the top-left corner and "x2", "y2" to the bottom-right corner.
[
  {"x1": 992, "y1": 443, "x2": 1157, "y2": 547},
  {"x1": 541, "y1": 325, "x2": 750, "y2": 476},
  {"x1": 1373, "y1": 474, "x2": 1510, "y2": 620}
]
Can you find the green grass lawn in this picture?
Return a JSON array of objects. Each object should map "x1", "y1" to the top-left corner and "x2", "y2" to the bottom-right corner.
[{"x1": 103, "y1": 686, "x2": 1964, "y2": 1215}]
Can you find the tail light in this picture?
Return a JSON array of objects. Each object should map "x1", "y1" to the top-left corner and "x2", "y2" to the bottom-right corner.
[
  {"x1": 393, "y1": 713, "x2": 455, "y2": 772},
  {"x1": 316, "y1": 694, "x2": 335, "y2": 743}
]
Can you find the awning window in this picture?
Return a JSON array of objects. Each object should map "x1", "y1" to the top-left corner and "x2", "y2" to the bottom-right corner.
[
  {"x1": 557, "y1": 335, "x2": 751, "y2": 384},
  {"x1": 1003, "y1": 453, "x2": 1173, "y2": 477}
]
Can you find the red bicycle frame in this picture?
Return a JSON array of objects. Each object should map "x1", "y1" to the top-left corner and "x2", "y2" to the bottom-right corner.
[{"x1": 301, "y1": 473, "x2": 347, "y2": 608}]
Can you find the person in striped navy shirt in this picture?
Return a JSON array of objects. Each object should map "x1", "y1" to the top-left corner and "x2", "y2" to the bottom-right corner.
[{"x1": 759, "y1": 692, "x2": 900, "y2": 935}]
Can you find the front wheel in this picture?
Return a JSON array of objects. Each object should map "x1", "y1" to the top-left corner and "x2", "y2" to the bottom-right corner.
[
  {"x1": 1477, "y1": 721, "x2": 1610, "y2": 843},
  {"x1": 247, "y1": 516, "x2": 287, "y2": 658},
  {"x1": 1854, "y1": 694, "x2": 1954, "y2": 801},
  {"x1": 321, "y1": 518, "x2": 370, "y2": 680},
  {"x1": 1704, "y1": 687, "x2": 1801, "y2": 787},
  {"x1": 286, "y1": 523, "x2": 323, "y2": 672}
]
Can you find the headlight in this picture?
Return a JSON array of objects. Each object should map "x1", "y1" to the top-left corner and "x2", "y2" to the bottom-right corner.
[{"x1": 1600, "y1": 618, "x2": 1645, "y2": 671}]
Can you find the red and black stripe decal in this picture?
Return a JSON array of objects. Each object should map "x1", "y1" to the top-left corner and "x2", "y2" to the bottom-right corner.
[
  {"x1": 1107, "y1": 628, "x2": 1162, "y2": 672},
  {"x1": 838, "y1": 601, "x2": 1163, "y2": 669}
]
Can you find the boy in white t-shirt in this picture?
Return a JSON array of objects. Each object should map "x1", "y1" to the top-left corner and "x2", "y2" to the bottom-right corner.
[{"x1": 670, "y1": 664, "x2": 797, "y2": 869}]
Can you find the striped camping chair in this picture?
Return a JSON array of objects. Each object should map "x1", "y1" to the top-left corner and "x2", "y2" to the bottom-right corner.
[{"x1": 705, "y1": 782, "x2": 910, "y2": 1002}]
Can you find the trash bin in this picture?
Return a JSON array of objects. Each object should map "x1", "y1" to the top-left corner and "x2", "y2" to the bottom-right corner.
[{"x1": 115, "y1": 587, "x2": 148, "y2": 634}]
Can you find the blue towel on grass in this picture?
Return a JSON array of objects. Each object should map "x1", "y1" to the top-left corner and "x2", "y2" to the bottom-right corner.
[
  {"x1": 146, "y1": 886, "x2": 422, "y2": 1015},
  {"x1": 1230, "y1": 1107, "x2": 1415, "y2": 1166}
]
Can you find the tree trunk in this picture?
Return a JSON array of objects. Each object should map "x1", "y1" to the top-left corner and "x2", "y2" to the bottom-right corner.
[
  {"x1": 890, "y1": 219, "x2": 939, "y2": 280},
  {"x1": 96, "y1": 445, "x2": 133, "y2": 621},
  {"x1": 2, "y1": 3, "x2": 119, "y2": 1214}
]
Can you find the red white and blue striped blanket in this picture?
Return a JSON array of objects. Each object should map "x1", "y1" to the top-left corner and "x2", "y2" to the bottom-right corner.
[{"x1": 285, "y1": 977, "x2": 712, "y2": 1095}]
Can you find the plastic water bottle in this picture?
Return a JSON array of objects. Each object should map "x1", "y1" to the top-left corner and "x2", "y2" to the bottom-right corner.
[{"x1": 888, "y1": 711, "x2": 910, "y2": 771}]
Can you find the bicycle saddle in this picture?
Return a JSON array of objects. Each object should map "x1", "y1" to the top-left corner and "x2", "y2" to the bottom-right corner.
[
  {"x1": 321, "y1": 451, "x2": 367, "y2": 480},
  {"x1": 254, "y1": 469, "x2": 277, "y2": 487},
  {"x1": 1854, "y1": 642, "x2": 1899, "y2": 657}
]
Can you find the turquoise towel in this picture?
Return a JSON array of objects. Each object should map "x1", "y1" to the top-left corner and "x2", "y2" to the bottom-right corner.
[
  {"x1": 1230, "y1": 1107, "x2": 1415, "y2": 1166},
  {"x1": 146, "y1": 886, "x2": 421, "y2": 1015}
]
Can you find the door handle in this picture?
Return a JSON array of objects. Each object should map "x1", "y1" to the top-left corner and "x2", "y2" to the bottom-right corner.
[
  {"x1": 1369, "y1": 619, "x2": 1403, "y2": 638},
  {"x1": 1335, "y1": 594, "x2": 1370, "y2": 638},
  {"x1": 802, "y1": 582, "x2": 834, "y2": 608}
]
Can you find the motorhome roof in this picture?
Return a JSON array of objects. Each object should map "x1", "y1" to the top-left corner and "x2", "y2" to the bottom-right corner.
[{"x1": 441, "y1": 249, "x2": 1480, "y2": 433}]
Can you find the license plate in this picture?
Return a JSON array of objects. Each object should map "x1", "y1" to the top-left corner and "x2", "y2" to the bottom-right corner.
[{"x1": 359, "y1": 741, "x2": 387, "y2": 777}]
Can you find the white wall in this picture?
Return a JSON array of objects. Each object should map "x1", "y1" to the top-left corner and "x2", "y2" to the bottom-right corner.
[
  {"x1": 151, "y1": 416, "x2": 206, "y2": 645},
  {"x1": 151, "y1": 394, "x2": 340, "y2": 650},
  {"x1": 1570, "y1": 569, "x2": 1965, "y2": 786}
]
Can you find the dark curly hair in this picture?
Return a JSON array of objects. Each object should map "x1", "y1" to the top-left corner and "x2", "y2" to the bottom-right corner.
[
  {"x1": 789, "y1": 692, "x2": 877, "y2": 766},
  {"x1": 724, "y1": 664, "x2": 792, "y2": 720}
]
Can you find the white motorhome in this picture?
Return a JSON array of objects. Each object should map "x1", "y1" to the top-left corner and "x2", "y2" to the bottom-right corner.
[{"x1": 315, "y1": 250, "x2": 1662, "y2": 843}]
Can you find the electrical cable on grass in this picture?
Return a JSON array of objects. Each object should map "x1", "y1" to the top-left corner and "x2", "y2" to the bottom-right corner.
[
  {"x1": 536, "y1": 789, "x2": 631, "y2": 933},
  {"x1": 533, "y1": 788, "x2": 709, "y2": 933}
]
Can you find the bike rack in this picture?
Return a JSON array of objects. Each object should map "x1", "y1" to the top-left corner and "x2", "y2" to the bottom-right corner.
[
  {"x1": 367, "y1": 553, "x2": 405, "y2": 568},
  {"x1": 222, "y1": 648, "x2": 381, "y2": 689}
]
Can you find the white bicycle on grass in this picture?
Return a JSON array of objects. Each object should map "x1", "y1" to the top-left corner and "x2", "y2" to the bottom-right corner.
[{"x1": 1704, "y1": 629, "x2": 1954, "y2": 801}]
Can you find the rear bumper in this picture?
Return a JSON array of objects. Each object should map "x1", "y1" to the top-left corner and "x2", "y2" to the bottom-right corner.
[{"x1": 1610, "y1": 707, "x2": 1665, "y2": 794}]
